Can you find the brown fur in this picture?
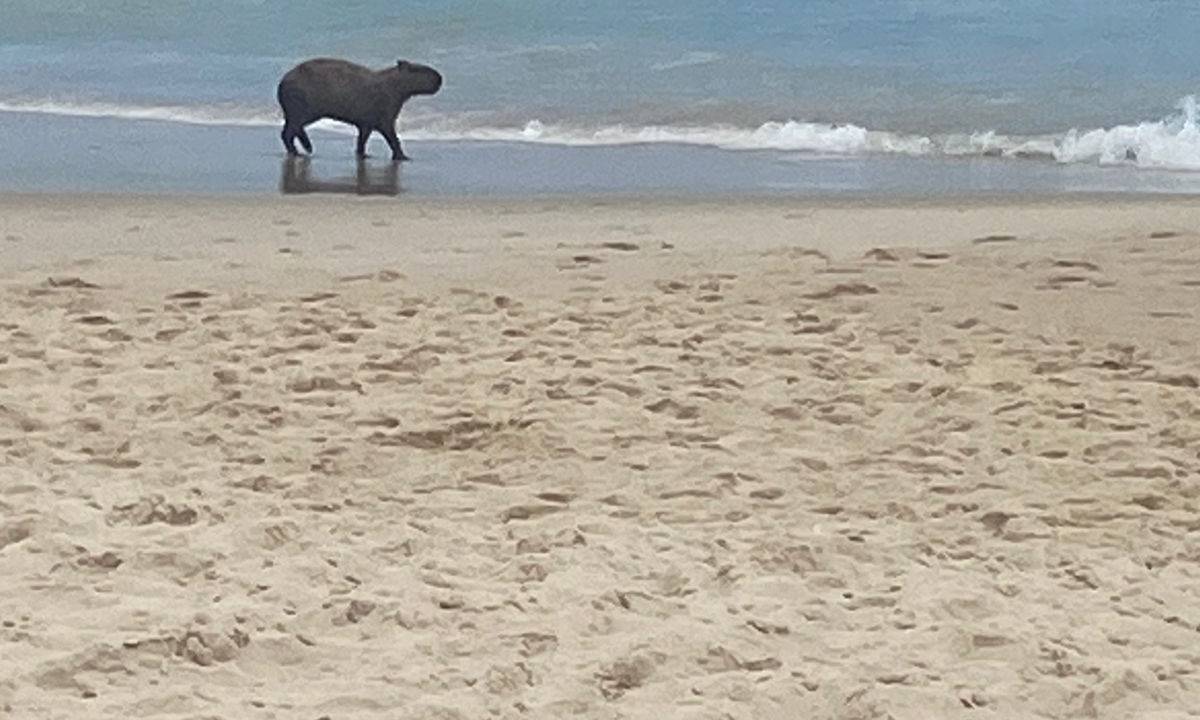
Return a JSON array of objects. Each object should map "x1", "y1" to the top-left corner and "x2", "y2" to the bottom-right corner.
[{"x1": 277, "y1": 58, "x2": 442, "y2": 161}]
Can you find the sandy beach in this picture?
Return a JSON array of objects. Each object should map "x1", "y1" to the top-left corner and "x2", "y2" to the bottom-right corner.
[{"x1": 2, "y1": 195, "x2": 1199, "y2": 719}]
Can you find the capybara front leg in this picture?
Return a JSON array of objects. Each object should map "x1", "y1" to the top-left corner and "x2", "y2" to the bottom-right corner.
[
  {"x1": 356, "y1": 126, "x2": 371, "y2": 158},
  {"x1": 296, "y1": 127, "x2": 313, "y2": 154},
  {"x1": 380, "y1": 126, "x2": 410, "y2": 162}
]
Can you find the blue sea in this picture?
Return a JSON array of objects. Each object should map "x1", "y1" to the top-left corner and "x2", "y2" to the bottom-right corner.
[{"x1": 5, "y1": 0, "x2": 1200, "y2": 195}]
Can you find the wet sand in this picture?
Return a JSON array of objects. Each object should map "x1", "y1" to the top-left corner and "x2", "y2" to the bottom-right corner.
[
  {"x1": 2, "y1": 195, "x2": 1199, "y2": 719},
  {"x1": 11, "y1": 111, "x2": 1200, "y2": 198}
]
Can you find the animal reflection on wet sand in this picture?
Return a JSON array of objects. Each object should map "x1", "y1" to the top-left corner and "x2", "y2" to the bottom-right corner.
[{"x1": 279, "y1": 156, "x2": 401, "y2": 196}]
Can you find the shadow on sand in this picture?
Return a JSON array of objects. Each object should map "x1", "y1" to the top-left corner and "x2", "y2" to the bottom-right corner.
[{"x1": 279, "y1": 157, "x2": 401, "y2": 196}]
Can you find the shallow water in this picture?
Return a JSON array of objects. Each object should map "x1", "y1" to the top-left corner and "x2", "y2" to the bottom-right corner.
[
  {"x1": 5, "y1": 2, "x2": 1200, "y2": 190},
  {"x1": 8, "y1": 112, "x2": 1200, "y2": 197},
  {"x1": 4, "y1": 1, "x2": 1200, "y2": 131}
]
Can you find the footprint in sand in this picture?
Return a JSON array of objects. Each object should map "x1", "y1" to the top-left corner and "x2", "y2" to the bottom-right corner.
[
  {"x1": 107, "y1": 496, "x2": 198, "y2": 527},
  {"x1": 560, "y1": 255, "x2": 603, "y2": 270},
  {"x1": 803, "y1": 283, "x2": 879, "y2": 300},
  {"x1": 166, "y1": 290, "x2": 212, "y2": 301},
  {"x1": 600, "y1": 242, "x2": 639, "y2": 252},
  {"x1": 1053, "y1": 259, "x2": 1101, "y2": 272},
  {"x1": 75, "y1": 315, "x2": 114, "y2": 326},
  {"x1": 47, "y1": 277, "x2": 100, "y2": 290},
  {"x1": 864, "y1": 248, "x2": 900, "y2": 262},
  {"x1": 337, "y1": 273, "x2": 374, "y2": 283}
]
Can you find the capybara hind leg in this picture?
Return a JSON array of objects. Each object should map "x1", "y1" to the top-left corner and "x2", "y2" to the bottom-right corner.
[
  {"x1": 297, "y1": 128, "x2": 313, "y2": 154},
  {"x1": 380, "y1": 126, "x2": 409, "y2": 162},
  {"x1": 281, "y1": 126, "x2": 298, "y2": 155},
  {"x1": 355, "y1": 126, "x2": 371, "y2": 158}
]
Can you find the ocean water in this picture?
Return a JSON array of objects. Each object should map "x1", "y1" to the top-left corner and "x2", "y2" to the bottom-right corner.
[{"x1": 4, "y1": 1, "x2": 1200, "y2": 194}]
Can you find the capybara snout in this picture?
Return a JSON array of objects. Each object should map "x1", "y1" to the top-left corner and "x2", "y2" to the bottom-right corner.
[{"x1": 395, "y1": 60, "x2": 442, "y2": 96}]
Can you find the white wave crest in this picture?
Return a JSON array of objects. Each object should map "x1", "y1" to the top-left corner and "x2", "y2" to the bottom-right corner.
[
  {"x1": 0, "y1": 99, "x2": 278, "y2": 127},
  {"x1": 406, "y1": 118, "x2": 933, "y2": 156},
  {"x1": 1053, "y1": 96, "x2": 1200, "y2": 169},
  {"x1": 940, "y1": 131, "x2": 1058, "y2": 159}
]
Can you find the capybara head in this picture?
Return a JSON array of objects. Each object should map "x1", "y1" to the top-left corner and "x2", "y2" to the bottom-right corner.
[{"x1": 395, "y1": 60, "x2": 443, "y2": 96}]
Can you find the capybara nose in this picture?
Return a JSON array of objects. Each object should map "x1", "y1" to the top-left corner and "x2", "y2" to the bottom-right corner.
[{"x1": 433, "y1": 72, "x2": 443, "y2": 92}]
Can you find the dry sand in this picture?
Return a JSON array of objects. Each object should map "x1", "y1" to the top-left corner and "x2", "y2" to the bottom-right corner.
[{"x1": 1, "y1": 195, "x2": 1199, "y2": 719}]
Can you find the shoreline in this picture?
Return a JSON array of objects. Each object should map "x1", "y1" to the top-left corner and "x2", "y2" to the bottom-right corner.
[
  {"x1": 9, "y1": 110, "x2": 1200, "y2": 198},
  {"x1": 10, "y1": 188, "x2": 1200, "y2": 204}
]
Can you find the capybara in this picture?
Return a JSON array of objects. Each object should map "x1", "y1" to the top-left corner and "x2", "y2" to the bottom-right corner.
[{"x1": 277, "y1": 58, "x2": 443, "y2": 161}]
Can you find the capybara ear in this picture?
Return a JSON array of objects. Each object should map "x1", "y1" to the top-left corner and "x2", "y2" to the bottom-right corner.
[{"x1": 396, "y1": 60, "x2": 409, "y2": 70}]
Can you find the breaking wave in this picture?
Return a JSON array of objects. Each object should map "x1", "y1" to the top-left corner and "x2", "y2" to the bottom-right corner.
[
  {"x1": 5, "y1": 96, "x2": 1200, "y2": 170},
  {"x1": 0, "y1": 99, "x2": 278, "y2": 127}
]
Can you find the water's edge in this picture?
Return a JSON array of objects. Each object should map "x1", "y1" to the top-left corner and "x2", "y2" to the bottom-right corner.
[
  {"x1": 7, "y1": 96, "x2": 1200, "y2": 172},
  {"x1": 8, "y1": 111, "x2": 1200, "y2": 197}
]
